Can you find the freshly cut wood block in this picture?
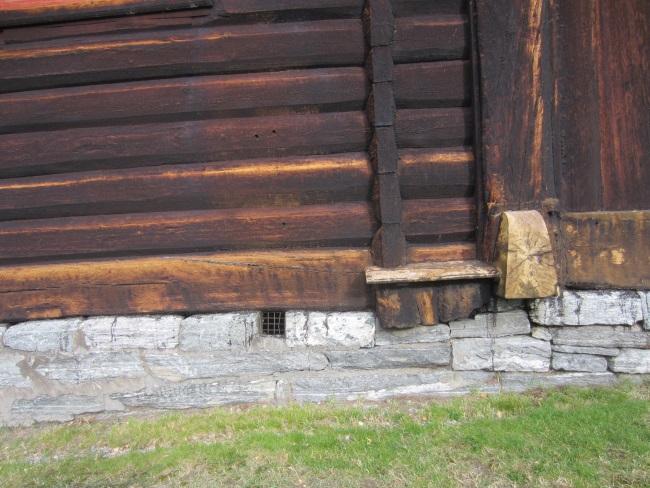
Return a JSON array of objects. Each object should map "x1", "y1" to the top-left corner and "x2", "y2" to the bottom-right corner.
[
  {"x1": 366, "y1": 260, "x2": 498, "y2": 284},
  {"x1": 495, "y1": 210, "x2": 558, "y2": 299}
]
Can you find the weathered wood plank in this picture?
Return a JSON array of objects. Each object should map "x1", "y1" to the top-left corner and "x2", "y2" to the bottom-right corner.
[
  {"x1": 402, "y1": 197, "x2": 476, "y2": 240},
  {"x1": 394, "y1": 60, "x2": 470, "y2": 108},
  {"x1": 407, "y1": 243, "x2": 476, "y2": 263},
  {"x1": 391, "y1": 0, "x2": 466, "y2": 17},
  {"x1": 0, "y1": 248, "x2": 372, "y2": 321},
  {"x1": 0, "y1": 19, "x2": 364, "y2": 92},
  {"x1": 395, "y1": 108, "x2": 472, "y2": 148},
  {"x1": 398, "y1": 147, "x2": 474, "y2": 199},
  {"x1": 0, "y1": 153, "x2": 372, "y2": 220},
  {"x1": 0, "y1": 0, "x2": 212, "y2": 27},
  {"x1": 393, "y1": 15, "x2": 468, "y2": 63},
  {"x1": 366, "y1": 260, "x2": 498, "y2": 284},
  {"x1": 562, "y1": 211, "x2": 650, "y2": 289},
  {"x1": 0, "y1": 111, "x2": 369, "y2": 178},
  {"x1": 0, "y1": 203, "x2": 376, "y2": 262},
  {"x1": 0, "y1": 68, "x2": 367, "y2": 133}
]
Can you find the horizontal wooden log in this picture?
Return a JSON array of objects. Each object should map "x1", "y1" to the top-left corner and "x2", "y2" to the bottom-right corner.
[
  {"x1": 0, "y1": 68, "x2": 367, "y2": 133},
  {"x1": 394, "y1": 61, "x2": 470, "y2": 108},
  {"x1": 0, "y1": 111, "x2": 369, "y2": 178},
  {"x1": 0, "y1": 203, "x2": 376, "y2": 263},
  {"x1": 366, "y1": 260, "x2": 498, "y2": 284},
  {"x1": 396, "y1": 108, "x2": 473, "y2": 148},
  {"x1": 0, "y1": 19, "x2": 364, "y2": 92},
  {"x1": 398, "y1": 147, "x2": 474, "y2": 199},
  {"x1": 393, "y1": 15, "x2": 469, "y2": 63},
  {"x1": 0, "y1": 0, "x2": 213, "y2": 27},
  {"x1": 2, "y1": 8, "x2": 212, "y2": 44},
  {"x1": 407, "y1": 243, "x2": 477, "y2": 263},
  {"x1": 218, "y1": 0, "x2": 364, "y2": 16},
  {"x1": 562, "y1": 211, "x2": 650, "y2": 289},
  {"x1": 402, "y1": 197, "x2": 476, "y2": 241},
  {"x1": 0, "y1": 248, "x2": 372, "y2": 321},
  {"x1": 0, "y1": 154, "x2": 372, "y2": 220},
  {"x1": 391, "y1": 0, "x2": 467, "y2": 17}
]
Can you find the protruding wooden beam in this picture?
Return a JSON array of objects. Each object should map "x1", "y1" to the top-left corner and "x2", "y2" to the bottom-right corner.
[
  {"x1": 366, "y1": 260, "x2": 498, "y2": 284},
  {"x1": 495, "y1": 210, "x2": 558, "y2": 299}
]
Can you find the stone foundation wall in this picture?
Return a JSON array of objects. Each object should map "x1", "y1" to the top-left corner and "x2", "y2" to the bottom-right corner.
[{"x1": 1, "y1": 290, "x2": 649, "y2": 426}]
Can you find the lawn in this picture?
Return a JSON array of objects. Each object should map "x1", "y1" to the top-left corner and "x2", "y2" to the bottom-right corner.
[{"x1": 1, "y1": 382, "x2": 649, "y2": 487}]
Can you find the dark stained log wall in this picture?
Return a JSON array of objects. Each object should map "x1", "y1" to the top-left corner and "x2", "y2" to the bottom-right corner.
[{"x1": 0, "y1": 0, "x2": 483, "y2": 320}]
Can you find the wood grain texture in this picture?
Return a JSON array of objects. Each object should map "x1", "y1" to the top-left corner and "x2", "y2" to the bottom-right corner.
[
  {"x1": 391, "y1": 0, "x2": 466, "y2": 17},
  {"x1": 366, "y1": 260, "x2": 498, "y2": 284},
  {"x1": 0, "y1": 203, "x2": 376, "y2": 262},
  {"x1": 562, "y1": 211, "x2": 650, "y2": 290},
  {"x1": 402, "y1": 197, "x2": 476, "y2": 241},
  {"x1": 0, "y1": 153, "x2": 372, "y2": 220},
  {"x1": 398, "y1": 148, "x2": 474, "y2": 199},
  {"x1": 475, "y1": 0, "x2": 556, "y2": 261},
  {"x1": 407, "y1": 243, "x2": 477, "y2": 263},
  {"x1": 394, "y1": 60, "x2": 470, "y2": 108},
  {"x1": 0, "y1": 248, "x2": 372, "y2": 321},
  {"x1": 0, "y1": 111, "x2": 369, "y2": 178},
  {"x1": 395, "y1": 108, "x2": 472, "y2": 148},
  {"x1": 393, "y1": 15, "x2": 469, "y2": 62},
  {"x1": 0, "y1": 0, "x2": 212, "y2": 26},
  {"x1": 0, "y1": 68, "x2": 368, "y2": 133},
  {"x1": 0, "y1": 19, "x2": 364, "y2": 92},
  {"x1": 554, "y1": 0, "x2": 650, "y2": 211}
]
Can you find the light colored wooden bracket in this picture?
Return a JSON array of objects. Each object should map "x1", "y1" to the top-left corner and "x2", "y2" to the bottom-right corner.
[
  {"x1": 366, "y1": 260, "x2": 498, "y2": 285},
  {"x1": 495, "y1": 210, "x2": 558, "y2": 298}
]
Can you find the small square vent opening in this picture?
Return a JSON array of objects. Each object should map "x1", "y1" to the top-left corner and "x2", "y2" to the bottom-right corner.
[{"x1": 261, "y1": 311, "x2": 286, "y2": 336}]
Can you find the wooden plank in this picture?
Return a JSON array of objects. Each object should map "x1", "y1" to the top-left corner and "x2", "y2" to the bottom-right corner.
[
  {"x1": 0, "y1": 0, "x2": 212, "y2": 26},
  {"x1": 402, "y1": 197, "x2": 476, "y2": 240},
  {"x1": 0, "y1": 67, "x2": 367, "y2": 133},
  {"x1": 495, "y1": 210, "x2": 558, "y2": 299},
  {"x1": 395, "y1": 108, "x2": 472, "y2": 148},
  {"x1": 0, "y1": 111, "x2": 369, "y2": 178},
  {"x1": 394, "y1": 60, "x2": 470, "y2": 108},
  {"x1": 366, "y1": 260, "x2": 498, "y2": 284},
  {"x1": 391, "y1": 0, "x2": 466, "y2": 17},
  {"x1": 562, "y1": 211, "x2": 650, "y2": 289},
  {"x1": 407, "y1": 243, "x2": 477, "y2": 263},
  {"x1": 0, "y1": 19, "x2": 364, "y2": 92},
  {"x1": 393, "y1": 15, "x2": 468, "y2": 63},
  {"x1": 0, "y1": 203, "x2": 376, "y2": 262},
  {"x1": 0, "y1": 153, "x2": 372, "y2": 221},
  {"x1": 2, "y1": 8, "x2": 212, "y2": 44},
  {"x1": 218, "y1": 0, "x2": 364, "y2": 15},
  {"x1": 0, "y1": 248, "x2": 372, "y2": 321},
  {"x1": 554, "y1": 0, "x2": 650, "y2": 211},
  {"x1": 475, "y1": 0, "x2": 556, "y2": 261},
  {"x1": 398, "y1": 147, "x2": 474, "y2": 199}
]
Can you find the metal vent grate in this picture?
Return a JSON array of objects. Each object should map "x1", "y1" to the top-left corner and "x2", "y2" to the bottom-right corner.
[{"x1": 261, "y1": 311, "x2": 285, "y2": 336}]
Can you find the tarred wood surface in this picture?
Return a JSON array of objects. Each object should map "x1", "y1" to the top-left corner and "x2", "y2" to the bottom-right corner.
[{"x1": 0, "y1": 0, "x2": 482, "y2": 319}]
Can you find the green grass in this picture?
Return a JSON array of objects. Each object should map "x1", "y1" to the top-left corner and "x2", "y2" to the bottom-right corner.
[{"x1": 1, "y1": 382, "x2": 649, "y2": 487}]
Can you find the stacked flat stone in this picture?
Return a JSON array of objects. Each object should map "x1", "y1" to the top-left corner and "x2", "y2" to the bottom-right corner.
[{"x1": 0, "y1": 290, "x2": 648, "y2": 426}]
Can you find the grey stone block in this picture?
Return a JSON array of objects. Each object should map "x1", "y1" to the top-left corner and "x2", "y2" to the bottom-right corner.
[
  {"x1": 493, "y1": 337, "x2": 551, "y2": 372},
  {"x1": 285, "y1": 311, "x2": 375, "y2": 348},
  {"x1": 552, "y1": 352, "x2": 608, "y2": 372},
  {"x1": 608, "y1": 349, "x2": 650, "y2": 373},
  {"x1": 4, "y1": 319, "x2": 82, "y2": 353},
  {"x1": 550, "y1": 326, "x2": 650, "y2": 348},
  {"x1": 452, "y1": 337, "x2": 551, "y2": 372},
  {"x1": 0, "y1": 352, "x2": 31, "y2": 388},
  {"x1": 179, "y1": 312, "x2": 258, "y2": 351},
  {"x1": 326, "y1": 343, "x2": 450, "y2": 369},
  {"x1": 374, "y1": 325, "x2": 450, "y2": 345},
  {"x1": 82, "y1": 315, "x2": 180, "y2": 351},
  {"x1": 0, "y1": 325, "x2": 6, "y2": 345},
  {"x1": 486, "y1": 298, "x2": 525, "y2": 313},
  {"x1": 530, "y1": 290, "x2": 643, "y2": 326},
  {"x1": 551, "y1": 344, "x2": 620, "y2": 356},
  {"x1": 452, "y1": 338, "x2": 493, "y2": 370},
  {"x1": 500, "y1": 372, "x2": 617, "y2": 392},
  {"x1": 640, "y1": 292, "x2": 650, "y2": 330},
  {"x1": 116, "y1": 378, "x2": 277, "y2": 409},
  {"x1": 291, "y1": 369, "x2": 499, "y2": 402},
  {"x1": 35, "y1": 352, "x2": 145, "y2": 384},
  {"x1": 144, "y1": 351, "x2": 328, "y2": 381},
  {"x1": 532, "y1": 327, "x2": 553, "y2": 341},
  {"x1": 450, "y1": 311, "x2": 530, "y2": 338},
  {"x1": 11, "y1": 395, "x2": 110, "y2": 423}
]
